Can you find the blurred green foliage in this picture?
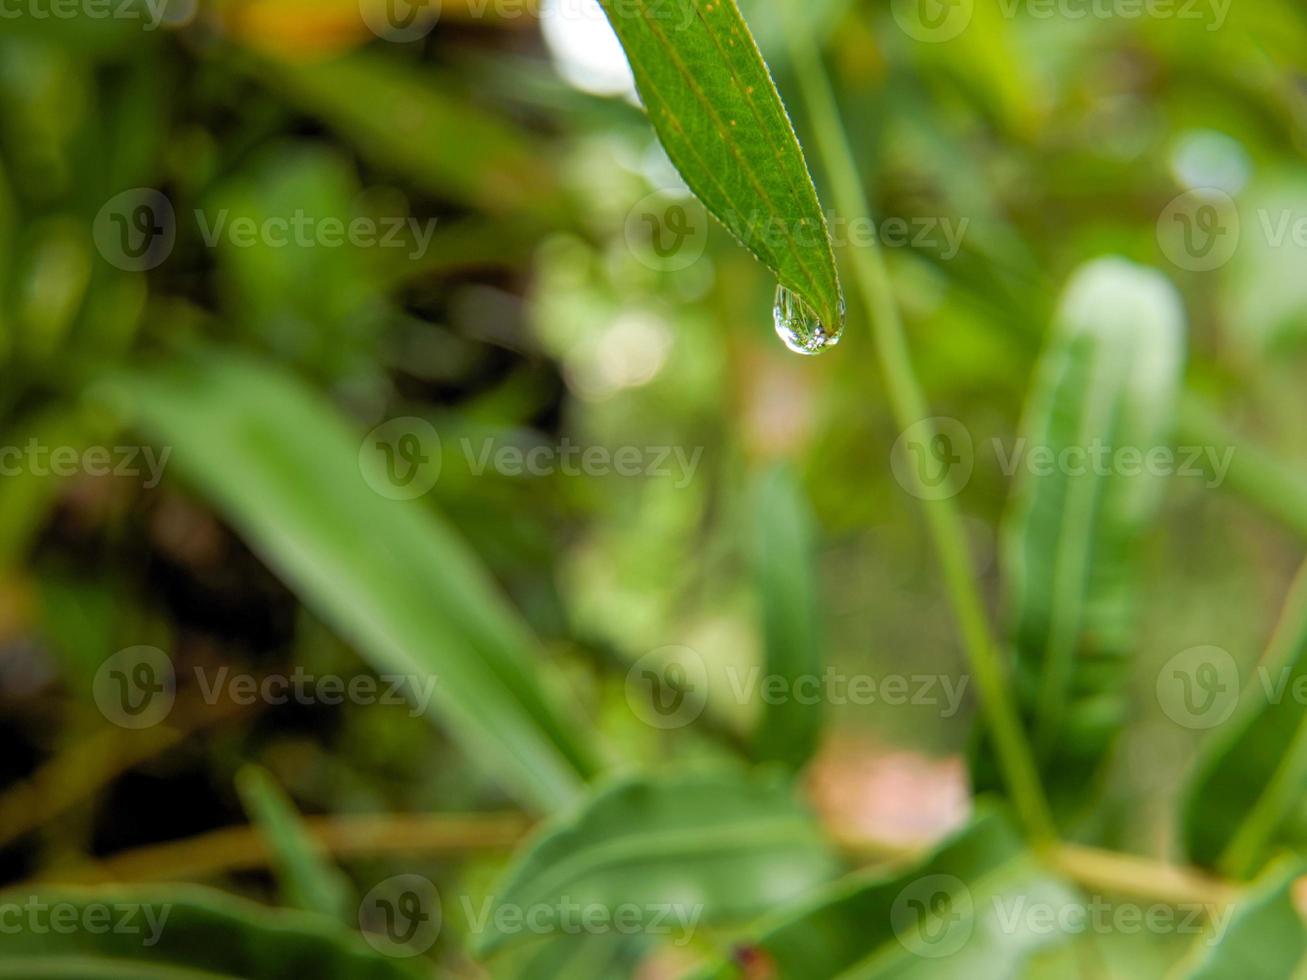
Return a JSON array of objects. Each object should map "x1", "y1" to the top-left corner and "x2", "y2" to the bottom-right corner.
[{"x1": 0, "y1": 0, "x2": 1306, "y2": 976}]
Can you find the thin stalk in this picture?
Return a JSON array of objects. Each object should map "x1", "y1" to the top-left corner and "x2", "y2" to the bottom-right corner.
[
  {"x1": 1049, "y1": 844, "x2": 1236, "y2": 909},
  {"x1": 836, "y1": 832, "x2": 1236, "y2": 908},
  {"x1": 0, "y1": 694, "x2": 249, "y2": 849},
  {"x1": 52, "y1": 817, "x2": 1238, "y2": 918},
  {"x1": 34, "y1": 813, "x2": 531, "y2": 885},
  {"x1": 780, "y1": 8, "x2": 1055, "y2": 842}
]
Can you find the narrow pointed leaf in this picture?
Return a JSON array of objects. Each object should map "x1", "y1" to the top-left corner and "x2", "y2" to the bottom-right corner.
[
  {"x1": 995, "y1": 258, "x2": 1185, "y2": 817},
  {"x1": 752, "y1": 465, "x2": 823, "y2": 769},
  {"x1": 472, "y1": 769, "x2": 837, "y2": 956},
  {"x1": 236, "y1": 766, "x2": 352, "y2": 921},
  {"x1": 1183, "y1": 561, "x2": 1307, "y2": 876},
  {"x1": 601, "y1": 0, "x2": 843, "y2": 330},
  {"x1": 496, "y1": 933, "x2": 646, "y2": 980},
  {"x1": 257, "y1": 52, "x2": 558, "y2": 219},
  {"x1": 103, "y1": 352, "x2": 595, "y2": 814}
]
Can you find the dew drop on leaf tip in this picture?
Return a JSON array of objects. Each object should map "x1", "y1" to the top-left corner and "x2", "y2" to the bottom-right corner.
[{"x1": 772, "y1": 285, "x2": 845, "y2": 356}]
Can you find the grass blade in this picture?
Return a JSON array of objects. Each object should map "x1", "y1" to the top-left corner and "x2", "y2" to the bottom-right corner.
[
  {"x1": 751, "y1": 465, "x2": 823, "y2": 769},
  {"x1": 1183, "y1": 559, "x2": 1307, "y2": 876},
  {"x1": 104, "y1": 352, "x2": 595, "y2": 814},
  {"x1": 257, "y1": 51, "x2": 558, "y2": 219},
  {"x1": 235, "y1": 766, "x2": 352, "y2": 921}
]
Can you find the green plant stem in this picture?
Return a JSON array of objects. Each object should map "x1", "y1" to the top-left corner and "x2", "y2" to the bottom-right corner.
[
  {"x1": 0, "y1": 694, "x2": 249, "y2": 850},
  {"x1": 834, "y1": 831, "x2": 1235, "y2": 907},
  {"x1": 1049, "y1": 844, "x2": 1236, "y2": 909},
  {"x1": 35, "y1": 813, "x2": 531, "y2": 885},
  {"x1": 781, "y1": 9, "x2": 1055, "y2": 843}
]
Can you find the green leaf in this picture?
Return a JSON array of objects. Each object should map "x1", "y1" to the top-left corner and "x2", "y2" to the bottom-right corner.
[
  {"x1": 751, "y1": 465, "x2": 823, "y2": 769},
  {"x1": 695, "y1": 809, "x2": 1075, "y2": 979},
  {"x1": 998, "y1": 257, "x2": 1185, "y2": 818},
  {"x1": 103, "y1": 352, "x2": 595, "y2": 813},
  {"x1": 471, "y1": 768, "x2": 837, "y2": 956},
  {"x1": 256, "y1": 51, "x2": 558, "y2": 219},
  {"x1": 1174, "y1": 859, "x2": 1307, "y2": 979},
  {"x1": 600, "y1": 0, "x2": 843, "y2": 330},
  {"x1": 235, "y1": 766, "x2": 352, "y2": 921},
  {"x1": 493, "y1": 933, "x2": 646, "y2": 980},
  {"x1": 0, "y1": 885, "x2": 418, "y2": 979},
  {"x1": 1182, "y1": 561, "x2": 1307, "y2": 877}
]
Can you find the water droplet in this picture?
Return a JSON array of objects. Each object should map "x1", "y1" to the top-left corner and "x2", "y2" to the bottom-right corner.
[{"x1": 772, "y1": 285, "x2": 845, "y2": 355}]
